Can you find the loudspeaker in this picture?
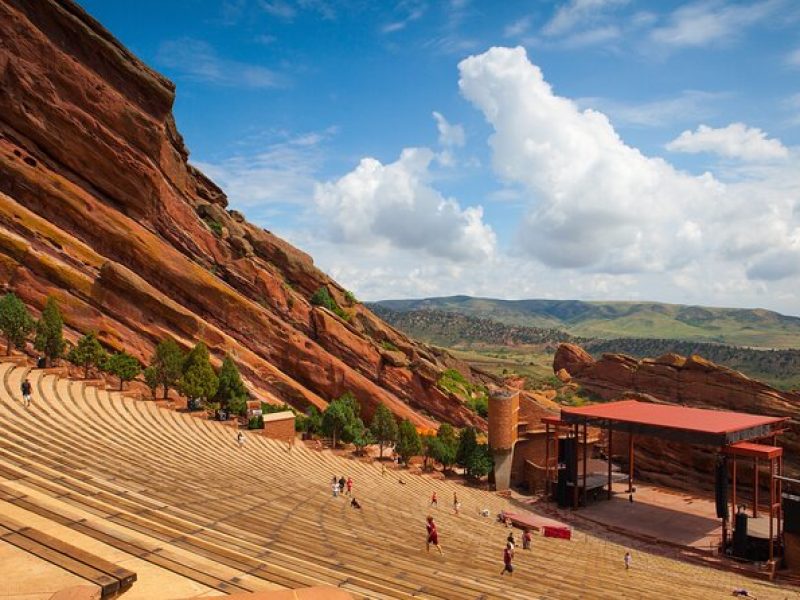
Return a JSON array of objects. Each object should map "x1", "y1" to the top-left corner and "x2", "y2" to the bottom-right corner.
[
  {"x1": 555, "y1": 437, "x2": 577, "y2": 507},
  {"x1": 784, "y1": 493, "x2": 800, "y2": 534},
  {"x1": 715, "y1": 456, "x2": 728, "y2": 519},
  {"x1": 563, "y1": 437, "x2": 577, "y2": 483},
  {"x1": 733, "y1": 511, "x2": 748, "y2": 557}
]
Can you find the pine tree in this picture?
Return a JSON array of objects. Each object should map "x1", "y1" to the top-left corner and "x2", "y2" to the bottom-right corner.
[
  {"x1": 34, "y1": 296, "x2": 65, "y2": 366},
  {"x1": 213, "y1": 354, "x2": 247, "y2": 414},
  {"x1": 370, "y1": 404, "x2": 398, "y2": 458},
  {"x1": 178, "y1": 341, "x2": 218, "y2": 403},
  {"x1": 67, "y1": 332, "x2": 107, "y2": 379},
  {"x1": 105, "y1": 352, "x2": 141, "y2": 390},
  {"x1": 0, "y1": 293, "x2": 34, "y2": 355},
  {"x1": 396, "y1": 419, "x2": 422, "y2": 465},
  {"x1": 151, "y1": 339, "x2": 185, "y2": 399}
]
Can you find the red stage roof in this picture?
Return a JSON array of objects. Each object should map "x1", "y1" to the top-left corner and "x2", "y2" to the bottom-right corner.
[{"x1": 560, "y1": 400, "x2": 786, "y2": 446}]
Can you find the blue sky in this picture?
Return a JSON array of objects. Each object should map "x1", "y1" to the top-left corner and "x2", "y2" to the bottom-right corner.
[{"x1": 79, "y1": 0, "x2": 800, "y2": 313}]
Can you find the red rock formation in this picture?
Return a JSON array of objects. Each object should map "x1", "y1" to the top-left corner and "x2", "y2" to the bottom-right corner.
[
  {"x1": 554, "y1": 343, "x2": 800, "y2": 482},
  {"x1": 0, "y1": 0, "x2": 486, "y2": 430}
]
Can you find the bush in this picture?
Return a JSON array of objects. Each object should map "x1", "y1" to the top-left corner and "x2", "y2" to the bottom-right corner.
[
  {"x1": 310, "y1": 286, "x2": 350, "y2": 321},
  {"x1": 344, "y1": 290, "x2": 357, "y2": 305},
  {"x1": 466, "y1": 394, "x2": 489, "y2": 418},
  {"x1": 380, "y1": 340, "x2": 399, "y2": 352},
  {"x1": 203, "y1": 217, "x2": 223, "y2": 237},
  {"x1": 248, "y1": 415, "x2": 264, "y2": 430}
]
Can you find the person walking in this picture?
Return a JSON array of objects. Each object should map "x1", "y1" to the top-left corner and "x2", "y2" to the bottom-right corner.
[
  {"x1": 332, "y1": 481, "x2": 339, "y2": 497},
  {"x1": 21, "y1": 377, "x2": 32, "y2": 408},
  {"x1": 430, "y1": 491, "x2": 438, "y2": 508},
  {"x1": 500, "y1": 542, "x2": 514, "y2": 576},
  {"x1": 453, "y1": 492, "x2": 460, "y2": 515},
  {"x1": 338, "y1": 476, "x2": 346, "y2": 495},
  {"x1": 426, "y1": 516, "x2": 443, "y2": 555},
  {"x1": 346, "y1": 477, "x2": 353, "y2": 497},
  {"x1": 624, "y1": 551, "x2": 632, "y2": 570},
  {"x1": 236, "y1": 431, "x2": 245, "y2": 448},
  {"x1": 506, "y1": 532, "x2": 516, "y2": 551},
  {"x1": 522, "y1": 529, "x2": 532, "y2": 550}
]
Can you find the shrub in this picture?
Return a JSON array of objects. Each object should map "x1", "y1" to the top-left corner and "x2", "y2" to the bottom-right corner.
[
  {"x1": 466, "y1": 394, "x2": 489, "y2": 418},
  {"x1": 248, "y1": 415, "x2": 264, "y2": 430},
  {"x1": 310, "y1": 286, "x2": 350, "y2": 321},
  {"x1": 203, "y1": 217, "x2": 223, "y2": 237},
  {"x1": 344, "y1": 290, "x2": 357, "y2": 305},
  {"x1": 380, "y1": 340, "x2": 399, "y2": 352}
]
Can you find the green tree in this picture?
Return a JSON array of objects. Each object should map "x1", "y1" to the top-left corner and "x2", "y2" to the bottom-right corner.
[
  {"x1": 422, "y1": 435, "x2": 442, "y2": 471},
  {"x1": 466, "y1": 443, "x2": 493, "y2": 480},
  {"x1": 105, "y1": 352, "x2": 141, "y2": 390},
  {"x1": 435, "y1": 424, "x2": 458, "y2": 472},
  {"x1": 143, "y1": 365, "x2": 159, "y2": 400},
  {"x1": 298, "y1": 405, "x2": 323, "y2": 436},
  {"x1": 396, "y1": 419, "x2": 422, "y2": 465},
  {"x1": 456, "y1": 426, "x2": 479, "y2": 472},
  {"x1": 213, "y1": 354, "x2": 248, "y2": 414},
  {"x1": 67, "y1": 332, "x2": 107, "y2": 379},
  {"x1": 321, "y1": 391, "x2": 361, "y2": 448},
  {"x1": 179, "y1": 341, "x2": 218, "y2": 403},
  {"x1": 370, "y1": 404, "x2": 398, "y2": 458},
  {"x1": 351, "y1": 423, "x2": 374, "y2": 456},
  {"x1": 0, "y1": 293, "x2": 34, "y2": 355},
  {"x1": 151, "y1": 339, "x2": 185, "y2": 399},
  {"x1": 34, "y1": 296, "x2": 65, "y2": 366}
]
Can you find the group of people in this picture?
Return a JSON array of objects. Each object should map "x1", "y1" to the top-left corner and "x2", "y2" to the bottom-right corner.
[
  {"x1": 331, "y1": 475, "x2": 360, "y2": 508},
  {"x1": 429, "y1": 491, "x2": 461, "y2": 515}
]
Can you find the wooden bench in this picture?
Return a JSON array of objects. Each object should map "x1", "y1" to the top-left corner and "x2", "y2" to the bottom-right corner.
[{"x1": 0, "y1": 515, "x2": 136, "y2": 598}]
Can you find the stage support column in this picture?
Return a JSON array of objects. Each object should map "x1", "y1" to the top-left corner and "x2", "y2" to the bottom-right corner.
[
  {"x1": 544, "y1": 423, "x2": 550, "y2": 500},
  {"x1": 607, "y1": 425, "x2": 613, "y2": 500},
  {"x1": 778, "y1": 455, "x2": 783, "y2": 547},
  {"x1": 769, "y1": 456, "x2": 774, "y2": 563},
  {"x1": 573, "y1": 423, "x2": 579, "y2": 510},
  {"x1": 582, "y1": 422, "x2": 588, "y2": 507},
  {"x1": 754, "y1": 458, "x2": 759, "y2": 518},
  {"x1": 732, "y1": 456, "x2": 737, "y2": 518},
  {"x1": 628, "y1": 432, "x2": 634, "y2": 494}
]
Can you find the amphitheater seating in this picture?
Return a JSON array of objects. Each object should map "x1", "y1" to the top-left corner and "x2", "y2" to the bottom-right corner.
[{"x1": 0, "y1": 361, "x2": 796, "y2": 599}]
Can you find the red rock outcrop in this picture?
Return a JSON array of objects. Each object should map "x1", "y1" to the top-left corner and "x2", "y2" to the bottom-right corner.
[
  {"x1": 554, "y1": 343, "x2": 800, "y2": 482},
  {"x1": 0, "y1": 0, "x2": 486, "y2": 430}
]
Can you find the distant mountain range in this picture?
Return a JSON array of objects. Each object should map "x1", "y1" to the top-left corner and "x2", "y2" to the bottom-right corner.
[
  {"x1": 372, "y1": 296, "x2": 800, "y2": 349},
  {"x1": 370, "y1": 304, "x2": 800, "y2": 390}
]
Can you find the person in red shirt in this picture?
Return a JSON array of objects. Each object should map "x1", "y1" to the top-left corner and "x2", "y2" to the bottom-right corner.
[
  {"x1": 522, "y1": 529, "x2": 532, "y2": 550},
  {"x1": 500, "y1": 542, "x2": 514, "y2": 576},
  {"x1": 430, "y1": 491, "x2": 438, "y2": 508},
  {"x1": 346, "y1": 477, "x2": 353, "y2": 496},
  {"x1": 426, "y1": 516, "x2": 443, "y2": 555}
]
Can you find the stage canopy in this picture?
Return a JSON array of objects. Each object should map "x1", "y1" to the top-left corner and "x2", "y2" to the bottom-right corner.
[{"x1": 559, "y1": 400, "x2": 787, "y2": 446}]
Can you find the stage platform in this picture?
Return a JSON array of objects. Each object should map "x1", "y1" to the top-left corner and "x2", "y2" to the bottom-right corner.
[{"x1": 576, "y1": 482, "x2": 775, "y2": 553}]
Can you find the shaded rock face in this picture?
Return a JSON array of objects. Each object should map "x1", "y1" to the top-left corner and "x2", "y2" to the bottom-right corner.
[
  {"x1": 554, "y1": 343, "x2": 800, "y2": 482},
  {"x1": 0, "y1": 0, "x2": 486, "y2": 430}
]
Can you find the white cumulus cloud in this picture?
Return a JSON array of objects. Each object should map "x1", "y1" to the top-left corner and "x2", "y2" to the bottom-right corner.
[
  {"x1": 314, "y1": 147, "x2": 495, "y2": 262},
  {"x1": 666, "y1": 123, "x2": 789, "y2": 161},
  {"x1": 458, "y1": 46, "x2": 725, "y2": 273}
]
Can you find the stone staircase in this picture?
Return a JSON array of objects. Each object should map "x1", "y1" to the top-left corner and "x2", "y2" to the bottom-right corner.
[{"x1": 0, "y1": 362, "x2": 796, "y2": 599}]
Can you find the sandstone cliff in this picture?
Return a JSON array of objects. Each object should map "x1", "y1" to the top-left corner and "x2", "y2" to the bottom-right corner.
[
  {"x1": 554, "y1": 343, "x2": 799, "y2": 484},
  {"x1": 0, "y1": 0, "x2": 487, "y2": 430}
]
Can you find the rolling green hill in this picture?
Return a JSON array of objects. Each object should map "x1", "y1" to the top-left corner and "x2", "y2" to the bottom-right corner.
[{"x1": 372, "y1": 296, "x2": 800, "y2": 349}]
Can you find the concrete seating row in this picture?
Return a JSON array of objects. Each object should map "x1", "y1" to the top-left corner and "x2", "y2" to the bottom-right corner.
[{"x1": 0, "y1": 362, "x2": 795, "y2": 599}]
